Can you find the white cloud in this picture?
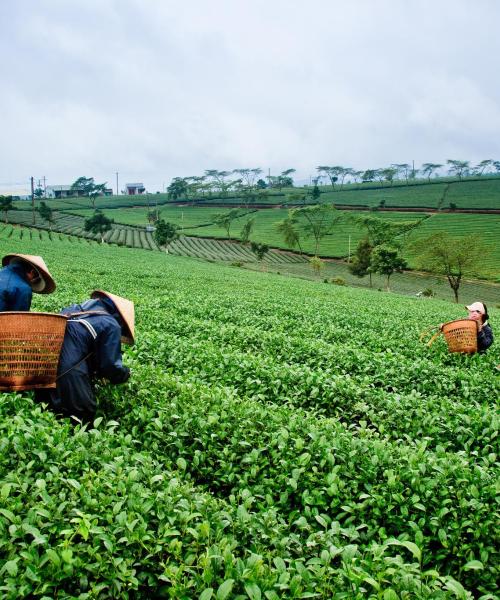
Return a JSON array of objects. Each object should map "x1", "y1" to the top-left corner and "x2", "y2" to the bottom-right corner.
[{"x1": 1, "y1": 0, "x2": 500, "y2": 190}]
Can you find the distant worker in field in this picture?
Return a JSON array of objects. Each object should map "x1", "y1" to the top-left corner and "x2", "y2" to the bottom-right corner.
[
  {"x1": 0, "y1": 253, "x2": 56, "y2": 311},
  {"x1": 466, "y1": 301, "x2": 493, "y2": 353},
  {"x1": 35, "y1": 290, "x2": 134, "y2": 424}
]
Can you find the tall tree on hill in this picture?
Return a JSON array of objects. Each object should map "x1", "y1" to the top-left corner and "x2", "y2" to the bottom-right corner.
[
  {"x1": 240, "y1": 217, "x2": 255, "y2": 243},
  {"x1": 84, "y1": 210, "x2": 114, "y2": 243},
  {"x1": 316, "y1": 166, "x2": 338, "y2": 189},
  {"x1": 290, "y1": 203, "x2": 340, "y2": 256},
  {"x1": 154, "y1": 220, "x2": 179, "y2": 253},
  {"x1": 38, "y1": 202, "x2": 55, "y2": 231},
  {"x1": 421, "y1": 163, "x2": 443, "y2": 181},
  {"x1": 412, "y1": 232, "x2": 489, "y2": 303},
  {"x1": 167, "y1": 177, "x2": 188, "y2": 201},
  {"x1": 0, "y1": 195, "x2": 14, "y2": 224},
  {"x1": 276, "y1": 212, "x2": 303, "y2": 253},
  {"x1": 446, "y1": 160, "x2": 470, "y2": 180},
  {"x1": 348, "y1": 215, "x2": 424, "y2": 288},
  {"x1": 348, "y1": 238, "x2": 374, "y2": 287},
  {"x1": 212, "y1": 209, "x2": 242, "y2": 239},
  {"x1": 71, "y1": 177, "x2": 107, "y2": 208},
  {"x1": 370, "y1": 245, "x2": 407, "y2": 291}
]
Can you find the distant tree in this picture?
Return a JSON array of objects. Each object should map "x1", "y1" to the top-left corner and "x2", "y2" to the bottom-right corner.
[
  {"x1": 34, "y1": 187, "x2": 44, "y2": 199},
  {"x1": 71, "y1": 176, "x2": 106, "y2": 208},
  {"x1": 309, "y1": 185, "x2": 321, "y2": 202},
  {"x1": 250, "y1": 241, "x2": 270, "y2": 264},
  {"x1": 240, "y1": 217, "x2": 255, "y2": 243},
  {"x1": 353, "y1": 214, "x2": 423, "y2": 249},
  {"x1": 205, "y1": 170, "x2": 232, "y2": 196},
  {"x1": 275, "y1": 212, "x2": 303, "y2": 253},
  {"x1": 316, "y1": 166, "x2": 340, "y2": 189},
  {"x1": 493, "y1": 161, "x2": 500, "y2": 174},
  {"x1": 449, "y1": 202, "x2": 457, "y2": 211},
  {"x1": 421, "y1": 163, "x2": 443, "y2": 181},
  {"x1": 154, "y1": 219, "x2": 179, "y2": 252},
  {"x1": 291, "y1": 203, "x2": 340, "y2": 256},
  {"x1": 268, "y1": 169, "x2": 296, "y2": 190},
  {"x1": 309, "y1": 255, "x2": 324, "y2": 277},
  {"x1": 167, "y1": 178, "x2": 188, "y2": 201},
  {"x1": 0, "y1": 195, "x2": 14, "y2": 224},
  {"x1": 446, "y1": 160, "x2": 470, "y2": 180},
  {"x1": 392, "y1": 163, "x2": 411, "y2": 185},
  {"x1": 348, "y1": 238, "x2": 374, "y2": 287},
  {"x1": 84, "y1": 210, "x2": 114, "y2": 243},
  {"x1": 233, "y1": 168, "x2": 262, "y2": 188},
  {"x1": 473, "y1": 159, "x2": 493, "y2": 176},
  {"x1": 362, "y1": 169, "x2": 376, "y2": 183},
  {"x1": 147, "y1": 208, "x2": 161, "y2": 224},
  {"x1": 38, "y1": 201, "x2": 55, "y2": 231},
  {"x1": 412, "y1": 232, "x2": 488, "y2": 302},
  {"x1": 256, "y1": 178, "x2": 267, "y2": 189},
  {"x1": 212, "y1": 209, "x2": 242, "y2": 239},
  {"x1": 370, "y1": 245, "x2": 407, "y2": 291},
  {"x1": 239, "y1": 186, "x2": 257, "y2": 210},
  {"x1": 381, "y1": 167, "x2": 397, "y2": 186},
  {"x1": 350, "y1": 170, "x2": 363, "y2": 184}
]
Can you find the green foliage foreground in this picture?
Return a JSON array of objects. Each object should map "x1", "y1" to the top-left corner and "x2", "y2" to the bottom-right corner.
[{"x1": 0, "y1": 234, "x2": 498, "y2": 599}]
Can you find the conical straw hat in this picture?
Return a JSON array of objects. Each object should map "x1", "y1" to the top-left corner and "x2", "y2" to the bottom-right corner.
[
  {"x1": 2, "y1": 253, "x2": 56, "y2": 294},
  {"x1": 91, "y1": 289, "x2": 135, "y2": 344}
]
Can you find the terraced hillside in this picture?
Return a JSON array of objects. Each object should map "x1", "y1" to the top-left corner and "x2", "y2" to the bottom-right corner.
[{"x1": 0, "y1": 232, "x2": 498, "y2": 598}]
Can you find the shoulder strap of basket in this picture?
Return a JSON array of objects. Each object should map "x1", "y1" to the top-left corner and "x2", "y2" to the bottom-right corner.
[
  {"x1": 419, "y1": 325, "x2": 442, "y2": 347},
  {"x1": 56, "y1": 311, "x2": 109, "y2": 380},
  {"x1": 66, "y1": 310, "x2": 110, "y2": 318}
]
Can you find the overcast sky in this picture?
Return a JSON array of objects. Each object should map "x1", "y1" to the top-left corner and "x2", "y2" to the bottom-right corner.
[{"x1": 2, "y1": 0, "x2": 500, "y2": 193}]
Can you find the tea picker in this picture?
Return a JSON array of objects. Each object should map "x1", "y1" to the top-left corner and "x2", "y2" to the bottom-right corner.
[
  {"x1": 34, "y1": 290, "x2": 135, "y2": 424},
  {"x1": 420, "y1": 301, "x2": 493, "y2": 354},
  {"x1": 0, "y1": 253, "x2": 56, "y2": 311}
]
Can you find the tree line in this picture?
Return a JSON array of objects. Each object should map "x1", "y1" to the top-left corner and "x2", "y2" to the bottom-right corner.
[{"x1": 165, "y1": 159, "x2": 500, "y2": 202}]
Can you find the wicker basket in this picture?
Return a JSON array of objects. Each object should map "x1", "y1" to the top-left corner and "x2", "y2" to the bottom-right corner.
[
  {"x1": 441, "y1": 319, "x2": 478, "y2": 354},
  {"x1": 0, "y1": 312, "x2": 67, "y2": 391}
]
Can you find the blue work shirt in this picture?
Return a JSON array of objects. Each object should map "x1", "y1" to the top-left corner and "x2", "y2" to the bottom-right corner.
[{"x1": 0, "y1": 263, "x2": 33, "y2": 311}]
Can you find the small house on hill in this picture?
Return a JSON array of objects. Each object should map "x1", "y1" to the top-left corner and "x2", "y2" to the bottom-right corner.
[
  {"x1": 125, "y1": 183, "x2": 146, "y2": 195},
  {"x1": 46, "y1": 185, "x2": 113, "y2": 199}
]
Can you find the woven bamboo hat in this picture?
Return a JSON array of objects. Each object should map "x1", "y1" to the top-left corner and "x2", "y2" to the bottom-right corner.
[
  {"x1": 91, "y1": 289, "x2": 135, "y2": 344},
  {"x1": 2, "y1": 253, "x2": 56, "y2": 294}
]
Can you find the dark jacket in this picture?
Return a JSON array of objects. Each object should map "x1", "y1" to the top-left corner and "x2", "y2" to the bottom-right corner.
[
  {"x1": 0, "y1": 263, "x2": 32, "y2": 311},
  {"x1": 477, "y1": 323, "x2": 493, "y2": 353},
  {"x1": 35, "y1": 298, "x2": 130, "y2": 422}
]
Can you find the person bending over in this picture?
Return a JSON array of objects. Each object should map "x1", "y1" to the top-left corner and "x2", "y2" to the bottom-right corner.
[{"x1": 35, "y1": 290, "x2": 134, "y2": 424}]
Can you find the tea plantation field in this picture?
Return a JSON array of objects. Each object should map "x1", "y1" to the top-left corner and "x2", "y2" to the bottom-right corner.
[{"x1": 0, "y1": 233, "x2": 498, "y2": 598}]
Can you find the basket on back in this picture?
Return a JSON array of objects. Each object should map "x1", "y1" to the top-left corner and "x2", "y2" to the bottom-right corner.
[
  {"x1": 441, "y1": 319, "x2": 478, "y2": 353},
  {"x1": 0, "y1": 312, "x2": 67, "y2": 391}
]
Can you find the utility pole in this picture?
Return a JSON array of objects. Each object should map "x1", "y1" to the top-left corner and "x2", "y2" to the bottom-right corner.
[
  {"x1": 31, "y1": 176, "x2": 36, "y2": 225},
  {"x1": 116, "y1": 172, "x2": 119, "y2": 196},
  {"x1": 42, "y1": 176, "x2": 46, "y2": 197}
]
